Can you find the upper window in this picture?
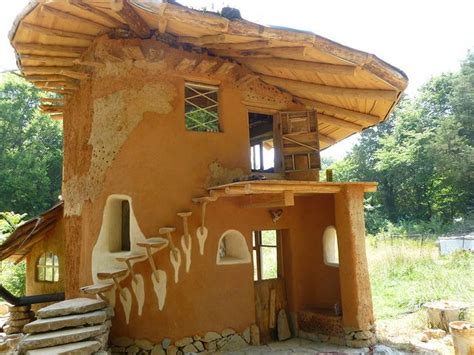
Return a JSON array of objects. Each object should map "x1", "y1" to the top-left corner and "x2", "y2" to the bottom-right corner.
[
  {"x1": 323, "y1": 226, "x2": 339, "y2": 267},
  {"x1": 185, "y1": 82, "x2": 220, "y2": 132},
  {"x1": 252, "y1": 230, "x2": 281, "y2": 281},
  {"x1": 36, "y1": 252, "x2": 59, "y2": 282}
]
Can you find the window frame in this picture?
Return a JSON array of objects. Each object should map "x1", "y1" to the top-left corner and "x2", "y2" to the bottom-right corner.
[
  {"x1": 252, "y1": 230, "x2": 282, "y2": 282},
  {"x1": 36, "y1": 252, "x2": 60, "y2": 283},
  {"x1": 184, "y1": 82, "x2": 221, "y2": 132}
]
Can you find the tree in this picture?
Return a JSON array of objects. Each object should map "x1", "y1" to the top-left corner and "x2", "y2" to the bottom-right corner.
[{"x1": 0, "y1": 73, "x2": 63, "y2": 217}]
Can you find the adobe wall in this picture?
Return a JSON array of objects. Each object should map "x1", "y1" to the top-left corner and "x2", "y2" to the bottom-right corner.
[
  {"x1": 61, "y1": 37, "x2": 342, "y2": 343},
  {"x1": 25, "y1": 219, "x2": 65, "y2": 297}
]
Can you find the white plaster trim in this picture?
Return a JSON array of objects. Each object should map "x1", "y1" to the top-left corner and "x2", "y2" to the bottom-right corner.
[
  {"x1": 169, "y1": 249, "x2": 181, "y2": 283},
  {"x1": 196, "y1": 226, "x2": 208, "y2": 255},
  {"x1": 216, "y1": 229, "x2": 251, "y2": 265},
  {"x1": 120, "y1": 287, "x2": 132, "y2": 324},
  {"x1": 131, "y1": 274, "x2": 145, "y2": 316},
  {"x1": 152, "y1": 270, "x2": 167, "y2": 311},
  {"x1": 180, "y1": 234, "x2": 192, "y2": 273}
]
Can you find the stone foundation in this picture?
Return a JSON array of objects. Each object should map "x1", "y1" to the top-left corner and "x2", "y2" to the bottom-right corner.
[{"x1": 344, "y1": 326, "x2": 377, "y2": 348}]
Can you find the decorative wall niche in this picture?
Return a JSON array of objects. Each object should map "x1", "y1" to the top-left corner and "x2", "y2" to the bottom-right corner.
[
  {"x1": 216, "y1": 230, "x2": 251, "y2": 265},
  {"x1": 323, "y1": 225, "x2": 339, "y2": 267},
  {"x1": 102, "y1": 196, "x2": 132, "y2": 253}
]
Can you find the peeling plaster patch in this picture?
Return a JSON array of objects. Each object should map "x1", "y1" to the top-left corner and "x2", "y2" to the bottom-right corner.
[
  {"x1": 120, "y1": 287, "x2": 133, "y2": 324},
  {"x1": 207, "y1": 161, "x2": 244, "y2": 188},
  {"x1": 132, "y1": 274, "x2": 145, "y2": 316},
  {"x1": 63, "y1": 82, "x2": 176, "y2": 216},
  {"x1": 169, "y1": 249, "x2": 182, "y2": 284},
  {"x1": 152, "y1": 271, "x2": 167, "y2": 311},
  {"x1": 180, "y1": 235, "x2": 192, "y2": 273}
]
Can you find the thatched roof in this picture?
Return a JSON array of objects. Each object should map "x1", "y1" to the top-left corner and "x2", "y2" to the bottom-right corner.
[
  {"x1": 0, "y1": 202, "x2": 63, "y2": 263},
  {"x1": 9, "y1": 0, "x2": 408, "y2": 149}
]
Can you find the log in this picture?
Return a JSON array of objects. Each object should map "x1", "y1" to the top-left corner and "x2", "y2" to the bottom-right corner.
[
  {"x1": 175, "y1": 58, "x2": 196, "y2": 72},
  {"x1": 19, "y1": 54, "x2": 76, "y2": 66},
  {"x1": 317, "y1": 113, "x2": 363, "y2": 132},
  {"x1": 236, "y1": 74, "x2": 259, "y2": 86},
  {"x1": 162, "y1": 4, "x2": 228, "y2": 33},
  {"x1": 296, "y1": 97, "x2": 380, "y2": 125},
  {"x1": 115, "y1": 0, "x2": 151, "y2": 38},
  {"x1": 41, "y1": 5, "x2": 111, "y2": 30},
  {"x1": 319, "y1": 133, "x2": 336, "y2": 145},
  {"x1": 237, "y1": 57, "x2": 356, "y2": 76},
  {"x1": 215, "y1": 62, "x2": 236, "y2": 75},
  {"x1": 20, "y1": 22, "x2": 95, "y2": 41},
  {"x1": 69, "y1": 0, "x2": 127, "y2": 28},
  {"x1": 195, "y1": 59, "x2": 218, "y2": 73},
  {"x1": 14, "y1": 43, "x2": 85, "y2": 55},
  {"x1": 261, "y1": 75, "x2": 398, "y2": 101},
  {"x1": 22, "y1": 66, "x2": 90, "y2": 80},
  {"x1": 206, "y1": 40, "x2": 270, "y2": 51},
  {"x1": 24, "y1": 74, "x2": 77, "y2": 82},
  {"x1": 213, "y1": 46, "x2": 308, "y2": 60}
]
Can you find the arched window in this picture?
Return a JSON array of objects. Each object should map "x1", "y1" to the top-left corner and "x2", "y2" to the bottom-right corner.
[
  {"x1": 323, "y1": 226, "x2": 339, "y2": 267},
  {"x1": 36, "y1": 252, "x2": 59, "y2": 282},
  {"x1": 216, "y1": 230, "x2": 251, "y2": 265}
]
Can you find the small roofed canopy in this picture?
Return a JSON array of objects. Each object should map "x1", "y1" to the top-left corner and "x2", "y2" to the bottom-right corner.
[
  {"x1": 9, "y1": 0, "x2": 408, "y2": 149},
  {"x1": 0, "y1": 202, "x2": 63, "y2": 263}
]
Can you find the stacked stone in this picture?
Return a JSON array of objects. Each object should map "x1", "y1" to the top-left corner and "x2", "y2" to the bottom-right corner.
[
  {"x1": 343, "y1": 325, "x2": 377, "y2": 348},
  {"x1": 3, "y1": 305, "x2": 35, "y2": 335},
  {"x1": 16, "y1": 298, "x2": 113, "y2": 354},
  {"x1": 110, "y1": 324, "x2": 260, "y2": 354}
]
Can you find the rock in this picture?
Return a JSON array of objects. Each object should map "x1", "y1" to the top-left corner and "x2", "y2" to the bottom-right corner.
[
  {"x1": 204, "y1": 341, "x2": 216, "y2": 352},
  {"x1": 221, "y1": 328, "x2": 235, "y2": 337},
  {"x1": 36, "y1": 298, "x2": 106, "y2": 319},
  {"x1": 354, "y1": 330, "x2": 372, "y2": 340},
  {"x1": 24, "y1": 310, "x2": 107, "y2": 334},
  {"x1": 112, "y1": 336, "x2": 134, "y2": 347},
  {"x1": 423, "y1": 329, "x2": 446, "y2": 339},
  {"x1": 193, "y1": 341, "x2": 204, "y2": 352},
  {"x1": 203, "y1": 331, "x2": 221, "y2": 342},
  {"x1": 3, "y1": 325, "x2": 23, "y2": 334},
  {"x1": 8, "y1": 305, "x2": 31, "y2": 313},
  {"x1": 346, "y1": 339, "x2": 371, "y2": 348},
  {"x1": 192, "y1": 335, "x2": 201, "y2": 341},
  {"x1": 111, "y1": 346, "x2": 126, "y2": 353},
  {"x1": 136, "y1": 338, "x2": 155, "y2": 350},
  {"x1": 6, "y1": 335, "x2": 22, "y2": 349},
  {"x1": 242, "y1": 327, "x2": 251, "y2": 344},
  {"x1": 127, "y1": 344, "x2": 140, "y2": 354},
  {"x1": 0, "y1": 341, "x2": 8, "y2": 351},
  {"x1": 162, "y1": 338, "x2": 171, "y2": 349},
  {"x1": 418, "y1": 333, "x2": 429, "y2": 343},
  {"x1": 7, "y1": 318, "x2": 31, "y2": 328},
  {"x1": 220, "y1": 334, "x2": 247, "y2": 351},
  {"x1": 181, "y1": 344, "x2": 197, "y2": 353},
  {"x1": 175, "y1": 336, "x2": 193, "y2": 347},
  {"x1": 277, "y1": 309, "x2": 291, "y2": 341},
  {"x1": 93, "y1": 332, "x2": 109, "y2": 350},
  {"x1": 151, "y1": 345, "x2": 166, "y2": 355},
  {"x1": 9, "y1": 311, "x2": 35, "y2": 320},
  {"x1": 19, "y1": 324, "x2": 107, "y2": 350},
  {"x1": 166, "y1": 345, "x2": 178, "y2": 355},
  {"x1": 25, "y1": 340, "x2": 101, "y2": 354},
  {"x1": 216, "y1": 336, "x2": 229, "y2": 349},
  {"x1": 105, "y1": 306, "x2": 115, "y2": 319},
  {"x1": 250, "y1": 324, "x2": 260, "y2": 346}
]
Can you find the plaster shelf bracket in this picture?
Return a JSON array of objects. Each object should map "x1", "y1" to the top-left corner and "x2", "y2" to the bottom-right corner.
[
  {"x1": 80, "y1": 283, "x2": 114, "y2": 303},
  {"x1": 178, "y1": 211, "x2": 192, "y2": 273},
  {"x1": 136, "y1": 237, "x2": 169, "y2": 283},
  {"x1": 192, "y1": 195, "x2": 217, "y2": 255},
  {"x1": 96, "y1": 268, "x2": 128, "y2": 297},
  {"x1": 115, "y1": 254, "x2": 146, "y2": 283},
  {"x1": 159, "y1": 227, "x2": 181, "y2": 283}
]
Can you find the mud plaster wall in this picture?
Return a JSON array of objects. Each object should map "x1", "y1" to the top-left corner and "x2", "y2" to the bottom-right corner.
[
  {"x1": 61, "y1": 38, "x2": 339, "y2": 342},
  {"x1": 25, "y1": 218, "x2": 65, "y2": 297}
]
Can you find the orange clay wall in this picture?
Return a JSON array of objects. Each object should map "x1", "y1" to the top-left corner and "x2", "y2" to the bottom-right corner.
[
  {"x1": 61, "y1": 37, "x2": 340, "y2": 342},
  {"x1": 25, "y1": 219, "x2": 65, "y2": 298}
]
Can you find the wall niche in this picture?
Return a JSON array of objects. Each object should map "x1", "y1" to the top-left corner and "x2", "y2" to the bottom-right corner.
[{"x1": 216, "y1": 230, "x2": 251, "y2": 265}]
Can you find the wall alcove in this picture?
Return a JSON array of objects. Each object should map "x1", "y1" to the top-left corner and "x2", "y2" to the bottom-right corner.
[
  {"x1": 323, "y1": 225, "x2": 339, "y2": 267},
  {"x1": 216, "y1": 230, "x2": 251, "y2": 265}
]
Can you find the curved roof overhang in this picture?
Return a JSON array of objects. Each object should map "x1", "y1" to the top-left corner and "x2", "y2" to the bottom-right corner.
[{"x1": 9, "y1": 0, "x2": 408, "y2": 149}]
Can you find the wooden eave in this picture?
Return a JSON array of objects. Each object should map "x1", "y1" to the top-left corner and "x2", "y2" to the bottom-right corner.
[
  {"x1": 0, "y1": 202, "x2": 63, "y2": 263},
  {"x1": 9, "y1": 0, "x2": 408, "y2": 150}
]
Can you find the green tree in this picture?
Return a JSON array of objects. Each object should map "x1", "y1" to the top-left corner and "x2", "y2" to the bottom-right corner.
[{"x1": 0, "y1": 73, "x2": 63, "y2": 217}]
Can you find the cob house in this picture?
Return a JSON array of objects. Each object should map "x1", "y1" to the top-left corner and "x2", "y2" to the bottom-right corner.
[{"x1": 2, "y1": 0, "x2": 408, "y2": 350}]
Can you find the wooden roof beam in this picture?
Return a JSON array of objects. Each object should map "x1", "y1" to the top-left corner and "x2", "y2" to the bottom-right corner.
[
  {"x1": 41, "y1": 5, "x2": 111, "y2": 30},
  {"x1": 317, "y1": 113, "x2": 364, "y2": 132},
  {"x1": 69, "y1": 0, "x2": 127, "y2": 28},
  {"x1": 237, "y1": 57, "x2": 356, "y2": 76},
  {"x1": 20, "y1": 54, "x2": 76, "y2": 66},
  {"x1": 261, "y1": 75, "x2": 398, "y2": 101},
  {"x1": 114, "y1": 0, "x2": 151, "y2": 38},
  {"x1": 22, "y1": 66, "x2": 90, "y2": 80},
  {"x1": 319, "y1": 133, "x2": 336, "y2": 145},
  {"x1": 21, "y1": 22, "x2": 96, "y2": 41},
  {"x1": 15, "y1": 43, "x2": 85, "y2": 56},
  {"x1": 206, "y1": 40, "x2": 271, "y2": 51},
  {"x1": 296, "y1": 97, "x2": 380, "y2": 125}
]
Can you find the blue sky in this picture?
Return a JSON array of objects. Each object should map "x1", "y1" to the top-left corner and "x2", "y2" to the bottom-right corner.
[{"x1": 1, "y1": 0, "x2": 473, "y2": 159}]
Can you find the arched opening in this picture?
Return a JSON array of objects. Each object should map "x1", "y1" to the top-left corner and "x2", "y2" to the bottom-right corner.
[
  {"x1": 36, "y1": 252, "x2": 59, "y2": 282},
  {"x1": 216, "y1": 230, "x2": 251, "y2": 265},
  {"x1": 323, "y1": 225, "x2": 339, "y2": 267}
]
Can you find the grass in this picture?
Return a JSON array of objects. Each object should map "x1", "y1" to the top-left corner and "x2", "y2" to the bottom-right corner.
[{"x1": 367, "y1": 236, "x2": 474, "y2": 321}]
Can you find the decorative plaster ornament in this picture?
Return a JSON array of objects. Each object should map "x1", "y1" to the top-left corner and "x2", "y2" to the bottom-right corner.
[
  {"x1": 270, "y1": 209, "x2": 283, "y2": 223},
  {"x1": 119, "y1": 287, "x2": 133, "y2": 324},
  {"x1": 169, "y1": 248, "x2": 182, "y2": 283},
  {"x1": 196, "y1": 226, "x2": 208, "y2": 255},
  {"x1": 152, "y1": 270, "x2": 167, "y2": 310},
  {"x1": 178, "y1": 212, "x2": 192, "y2": 273},
  {"x1": 131, "y1": 274, "x2": 145, "y2": 316}
]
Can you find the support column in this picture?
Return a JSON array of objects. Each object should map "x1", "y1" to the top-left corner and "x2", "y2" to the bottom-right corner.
[{"x1": 334, "y1": 185, "x2": 375, "y2": 347}]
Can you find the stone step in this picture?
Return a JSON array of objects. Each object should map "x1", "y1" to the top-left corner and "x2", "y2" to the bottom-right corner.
[
  {"x1": 23, "y1": 310, "x2": 107, "y2": 334},
  {"x1": 80, "y1": 283, "x2": 114, "y2": 295},
  {"x1": 136, "y1": 237, "x2": 169, "y2": 249},
  {"x1": 25, "y1": 340, "x2": 101, "y2": 354},
  {"x1": 19, "y1": 324, "x2": 107, "y2": 351},
  {"x1": 37, "y1": 298, "x2": 106, "y2": 319},
  {"x1": 115, "y1": 253, "x2": 146, "y2": 262},
  {"x1": 96, "y1": 268, "x2": 128, "y2": 280}
]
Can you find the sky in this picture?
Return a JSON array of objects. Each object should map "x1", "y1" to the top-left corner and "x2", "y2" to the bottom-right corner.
[{"x1": 1, "y1": 0, "x2": 473, "y2": 159}]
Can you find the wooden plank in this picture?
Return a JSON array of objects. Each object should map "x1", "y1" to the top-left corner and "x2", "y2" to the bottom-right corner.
[
  {"x1": 22, "y1": 66, "x2": 90, "y2": 80},
  {"x1": 175, "y1": 58, "x2": 197, "y2": 72},
  {"x1": 296, "y1": 97, "x2": 380, "y2": 125},
  {"x1": 261, "y1": 75, "x2": 399, "y2": 101},
  {"x1": 207, "y1": 40, "x2": 270, "y2": 51},
  {"x1": 20, "y1": 54, "x2": 76, "y2": 66},
  {"x1": 319, "y1": 133, "x2": 336, "y2": 145},
  {"x1": 269, "y1": 288, "x2": 276, "y2": 329},
  {"x1": 317, "y1": 113, "x2": 363, "y2": 132},
  {"x1": 215, "y1": 62, "x2": 236, "y2": 75},
  {"x1": 195, "y1": 59, "x2": 218, "y2": 73},
  {"x1": 15, "y1": 43, "x2": 85, "y2": 55},
  {"x1": 240, "y1": 191, "x2": 294, "y2": 209},
  {"x1": 69, "y1": 0, "x2": 127, "y2": 28},
  {"x1": 41, "y1": 5, "x2": 111, "y2": 30},
  {"x1": 115, "y1": 0, "x2": 151, "y2": 38},
  {"x1": 236, "y1": 74, "x2": 259, "y2": 86},
  {"x1": 238, "y1": 57, "x2": 356, "y2": 76},
  {"x1": 20, "y1": 22, "x2": 95, "y2": 40}
]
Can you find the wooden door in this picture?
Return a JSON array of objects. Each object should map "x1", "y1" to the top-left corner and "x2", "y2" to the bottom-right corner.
[
  {"x1": 253, "y1": 230, "x2": 288, "y2": 343},
  {"x1": 275, "y1": 111, "x2": 321, "y2": 180}
]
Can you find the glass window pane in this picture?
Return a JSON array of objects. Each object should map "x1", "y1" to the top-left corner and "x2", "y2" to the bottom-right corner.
[
  {"x1": 261, "y1": 230, "x2": 277, "y2": 246},
  {"x1": 54, "y1": 267, "x2": 59, "y2": 282},
  {"x1": 46, "y1": 254, "x2": 53, "y2": 265},
  {"x1": 261, "y1": 246, "x2": 278, "y2": 280},
  {"x1": 45, "y1": 267, "x2": 53, "y2": 282},
  {"x1": 53, "y1": 255, "x2": 59, "y2": 266},
  {"x1": 38, "y1": 253, "x2": 46, "y2": 265},
  {"x1": 252, "y1": 231, "x2": 256, "y2": 248},
  {"x1": 253, "y1": 250, "x2": 258, "y2": 281},
  {"x1": 37, "y1": 267, "x2": 45, "y2": 281}
]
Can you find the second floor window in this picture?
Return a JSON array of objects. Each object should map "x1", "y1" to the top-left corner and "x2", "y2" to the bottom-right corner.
[{"x1": 185, "y1": 82, "x2": 220, "y2": 132}]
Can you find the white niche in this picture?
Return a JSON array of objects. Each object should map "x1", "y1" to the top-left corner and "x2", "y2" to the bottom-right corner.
[{"x1": 216, "y1": 230, "x2": 251, "y2": 265}]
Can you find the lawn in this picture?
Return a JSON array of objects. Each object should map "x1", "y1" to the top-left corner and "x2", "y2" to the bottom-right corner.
[{"x1": 367, "y1": 236, "x2": 474, "y2": 322}]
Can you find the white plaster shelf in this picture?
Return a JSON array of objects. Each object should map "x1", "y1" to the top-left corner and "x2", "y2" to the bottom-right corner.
[
  {"x1": 115, "y1": 253, "x2": 147, "y2": 262},
  {"x1": 136, "y1": 237, "x2": 169, "y2": 249},
  {"x1": 96, "y1": 268, "x2": 128, "y2": 280},
  {"x1": 80, "y1": 283, "x2": 114, "y2": 295}
]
